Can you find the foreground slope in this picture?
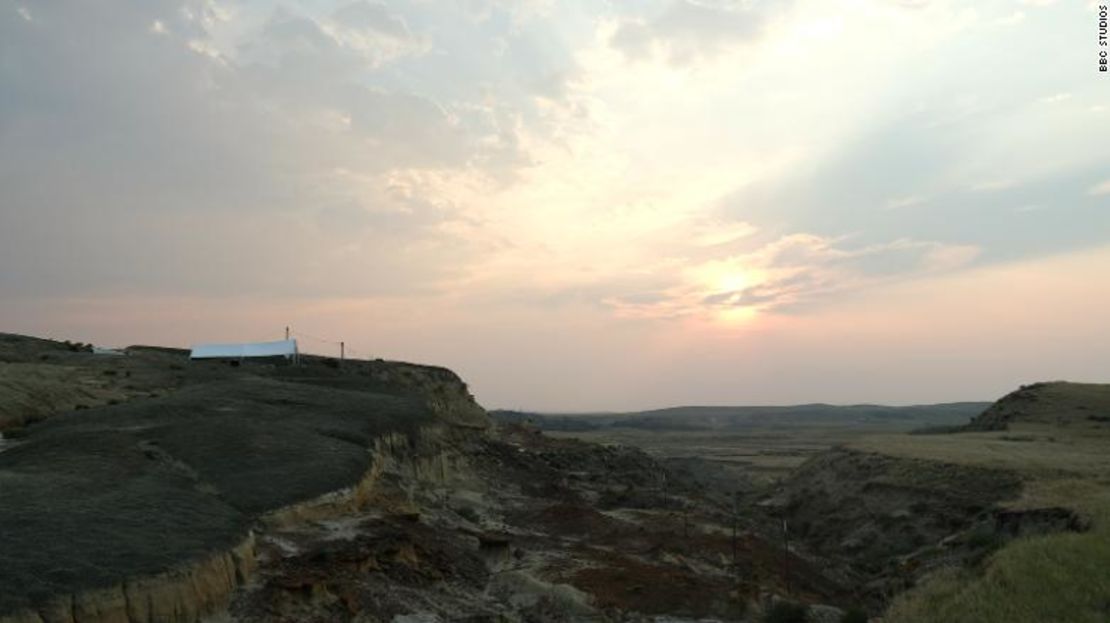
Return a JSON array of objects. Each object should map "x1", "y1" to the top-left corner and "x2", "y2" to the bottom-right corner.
[
  {"x1": 0, "y1": 334, "x2": 485, "y2": 622},
  {"x1": 782, "y1": 381, "x2": 1110, "y2": 622}
]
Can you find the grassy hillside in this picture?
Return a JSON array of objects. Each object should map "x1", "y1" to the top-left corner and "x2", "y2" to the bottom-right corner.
[
  {"x1": 853, "y1": 383, "x2": 1110, "y2": 623},
  {"x1": 965, "y1": 381, "x2": 1110, "y2": 431}
]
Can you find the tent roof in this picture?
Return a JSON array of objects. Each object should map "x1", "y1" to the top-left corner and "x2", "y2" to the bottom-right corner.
[{"x1": 189, "y1": 339, "x2": 298, "y2": 360}]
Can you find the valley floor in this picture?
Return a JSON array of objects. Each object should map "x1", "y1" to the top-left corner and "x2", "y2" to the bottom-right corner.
[{"x1": 551, "y1": 384, "x2": 1110, "y2": 623}]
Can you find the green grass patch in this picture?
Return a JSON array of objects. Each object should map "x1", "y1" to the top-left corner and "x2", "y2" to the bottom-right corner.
[{"x1": 886, "y1": 496, "x2": 1110, "y2": 622}]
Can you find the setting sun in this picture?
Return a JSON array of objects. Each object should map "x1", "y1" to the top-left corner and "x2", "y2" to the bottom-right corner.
[{"x1": 716, "y1": 305, "x2": 759, "y2": 325}]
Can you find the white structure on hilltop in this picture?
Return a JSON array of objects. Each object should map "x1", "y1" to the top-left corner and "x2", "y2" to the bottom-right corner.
[
  {"x1": 91, "y1": 346, "x2": 125, "y2": 356},
  {"x1": 189, "y1": 339, "x2": 299, "y2": 362}
]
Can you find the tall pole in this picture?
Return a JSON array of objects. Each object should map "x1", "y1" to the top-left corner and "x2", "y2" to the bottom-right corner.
[
  {"x1": 782, "y1": 515, "x2": 791, "y2": 595},
  {"x1": 285, "y1": 326, "x2": 290, "y2": 340},
  {"x1": 732, "y1": 493, "x2": 741, "y2": 618},
  {"x1": 340, "y1": 341, "x2": 345, "y2": 361}
]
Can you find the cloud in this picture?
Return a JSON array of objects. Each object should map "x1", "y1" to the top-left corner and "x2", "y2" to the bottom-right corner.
[
  {"x1": 327, "y1": 1, "x2": 429, "y2": 63},
  {"x1": 609, "y1": 1, "x2": 781, "y2": 65},
  {"x1": 0, "y1": 1, "x2": 532, "y2": 300},
  {"x1": 1039, "y1": 92, "x2": 1072, "y2": 104},
  {"x1": 995, "y1": 11, "x2": 1025, "y2": 26},
  {"x1": 1088, "y1": 179, "x2": 1110, "y2": 196},
  {"x1": 602, "y1": 230, "x2": 980, "y2": 320},
  {"x1": 529, "y1": 68, "x2": 582, "y2": 102},
  {"x1": 883, "y1": 195, "x2": 928, "y2": 210},
  {"x1": 454, "y1": 0, "x2": 554, "y2": 23},
  {"x1": 332, "y1": 2, "x2": 413, "y2": 39},
  {"x1": 0, "y1": 2, "x2": 1103, "y2": 314},
  {"x1": 971, "y1": 180, "x2": 1015, "y2": 191}
]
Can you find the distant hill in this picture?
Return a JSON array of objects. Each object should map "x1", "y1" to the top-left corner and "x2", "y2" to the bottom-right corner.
[
  {"x1": 964, "y1": 381, "x2": 1110, "y2": 431},
  {"x1": 491, "y1": 401, "x2": 991, "y2": 432}
]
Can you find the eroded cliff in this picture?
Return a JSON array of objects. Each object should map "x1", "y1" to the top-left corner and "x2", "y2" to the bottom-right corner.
[{"x1": 0, "y1": 335, "x2": 490, "y2": 623}]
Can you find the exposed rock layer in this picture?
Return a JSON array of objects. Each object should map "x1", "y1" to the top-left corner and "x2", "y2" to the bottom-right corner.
[
  {"x1": 0, "y1": 535, "x2": 255, "y2": 623},
  {"x1": 0, "y1": 421, "x2": 473, "y2": 623}
]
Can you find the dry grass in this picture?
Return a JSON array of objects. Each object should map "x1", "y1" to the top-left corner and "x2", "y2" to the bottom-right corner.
[
  {"x1": 548, "y1": 425, "x2": 907, "y2": 484},
  {"x1": 850, "y1": 423, "x2": 1110, "y2": 510},
  {"x1": 859, "y1": 422, "x2": 1110, "y2": 622},
  {"x1": 0, "y1": 363, "x2": 125, "y2": 430},
  {"x1": 886, "y1": 502, "x2": 1110, "y2": 623}
]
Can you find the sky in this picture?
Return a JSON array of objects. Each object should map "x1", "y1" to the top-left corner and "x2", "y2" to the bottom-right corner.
[{"x1": 1, "y1": 0, "x2": 1108, "y2": 411}]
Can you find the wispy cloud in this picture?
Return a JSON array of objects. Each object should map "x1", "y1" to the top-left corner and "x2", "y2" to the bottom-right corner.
[
  {"x1": 883, "y1": 195, "x2": 928, "y2": 210},
  {"x1": 609, "y1": 1, "x2": 786, "y2": 66},
  {"x1": 1039, "y1": 92, "x2": 1072, "y2": 104},
  {"x1": 995, "y1": 11, "x2": 1025, "y2": 26},
  {"x1": 971, "y1": 180, "x2": 1015, "y2": 191},
  {"x1": 1088, "y1": 179, "x2": 1110, "y2": 196},
  {"x1": 602, "y1": 230, "x2": 980, "y2": 320}
]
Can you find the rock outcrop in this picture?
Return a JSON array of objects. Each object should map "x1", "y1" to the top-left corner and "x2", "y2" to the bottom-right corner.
[{"x1": 0, "y1": 536, "x2": 255, "y2": 623}]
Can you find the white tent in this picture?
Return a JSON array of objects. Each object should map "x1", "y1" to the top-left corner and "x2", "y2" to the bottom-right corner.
[{"x1": 189, "y1": 339, "x2": 298, "y2": 361}]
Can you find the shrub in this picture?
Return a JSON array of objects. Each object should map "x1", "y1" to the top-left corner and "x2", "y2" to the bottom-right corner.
[
  {"x1": 4, "y1": 427, "x2": 29, "y2": 440},
  {"x1": 965, "y1": 523, "x2": 1002, "y2": 550},
  {"x1": 456, "y1": 505, "x2": 481, "y2": 523},
  {"x1": 763, "y1": 601, "x2": 809, "y2": 623},
  {"x1": 840, "y1": 608, "x2": 868, "y2": 623}
]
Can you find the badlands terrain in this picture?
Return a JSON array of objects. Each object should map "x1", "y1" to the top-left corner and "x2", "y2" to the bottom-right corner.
[{"x1": 1, "y1": 332, "x2": 1108, "y2": 622}]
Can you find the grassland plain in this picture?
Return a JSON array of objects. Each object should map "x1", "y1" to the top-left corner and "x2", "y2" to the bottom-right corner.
[
  {"x1": 546, "y1": 426, "x2": 877, "y2": 485},
  {"x1": 531, "y1": 402, "x2": 986, "y2": 485}
]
